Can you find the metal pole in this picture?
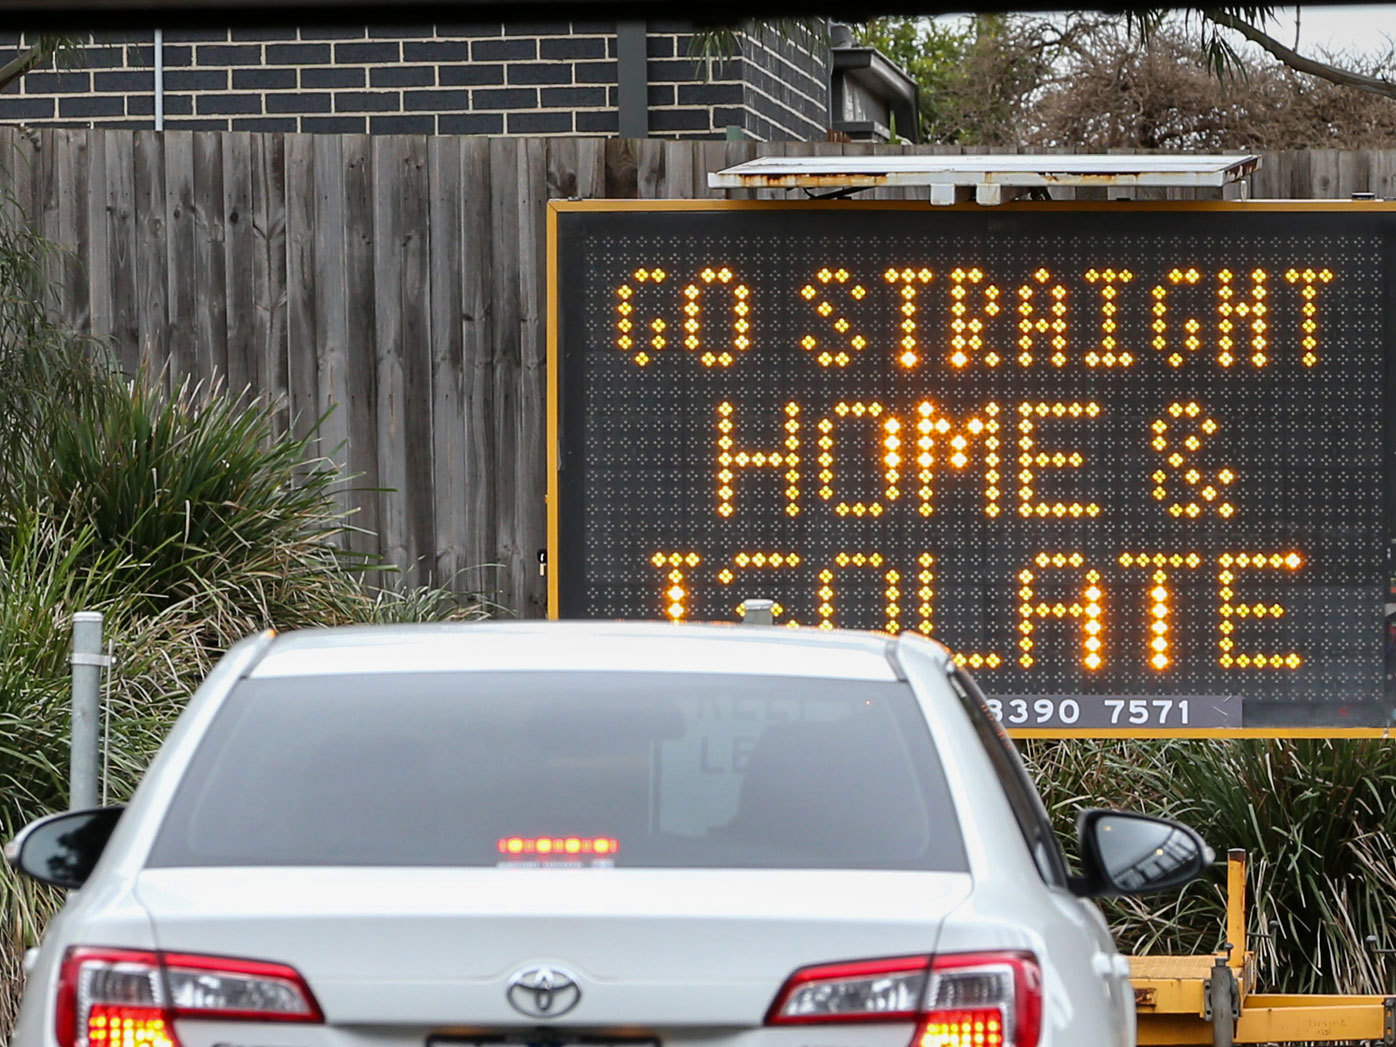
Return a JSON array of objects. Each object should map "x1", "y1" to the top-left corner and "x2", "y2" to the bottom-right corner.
[
  {"x1": 70, "y1": 612, "x2": 104, "y2": 811},
  {"x1": 153, "y1": 29, "x2": 164, "y2": 131},
  {"x1": 615, "y1": 21, "x2": 648, "y2": 138},
  {"x1": 101, "y1": 638, "x2": 114, "y2": 807}
]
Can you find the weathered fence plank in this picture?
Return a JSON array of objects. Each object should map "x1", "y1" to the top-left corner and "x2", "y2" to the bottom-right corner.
[
  {"x1": 428, "y1": 135, "x2": 467, "y2": 587},
  {"x1": 697, "y1": 139, "x2": 727, "y2": 200},
  {"x1": 61, "y1": 131, "x2": 91, "y2": 336},
  {"x1": 399, "y1": 134, "x2": 436, "y2": 590},
  {"x1": 4, "y1": 133, "x2": 1388, "y2": 613},
  {"x1": 488, "y1": 136, "x2": 524, "y2": 612},
  {"x1": 662, "y1": 138, "x2": 695, "y2": 198},
  {"x1": 514, "y1": 136, "x2": 549, "y2": 617},
  {"x1": 311, "y1": 134, "x2": 352, "y2": 538},
  {"x1": 574, "y1": 136, "x2": 606, "y2": 199},
  {"x1": 193, "y1": 132, "x2": 228, "y2": 384},
  {"x1": 0, "y1": 128, "x2": 20, "y2": 231},
  {"x1": 37, "y1": 129, "x2": 61, "y2": 309},
  {"x1": 459, "y1": 136, "x2": 496, "y2": 598},
  {"x1": 164, "y1": 132, "x2": 196, "y2": 391},
  {"x1": 133, "y1": 131, "x2": 167, "y2": 378},
  {"x1": 372, "y1": 134, "x2": 412, "y2": 582},
  {"x1": 604, "y1": 137, "x2": 638, "y2": 198},
  {"x1": 221, "y1": 132, "x2": 255, "y2": 398},
  {"x1": 85, "y1": 132, "x2": 110, "y2": 346},
  {"x1": 103, "y1": 130, "x2": 138, "y2": 375},
  {"x1": 636, "y1": 137, "x2": 665, "y2": 199},
  {"x1": 341, "y1": 133, "x2": 380, "y2": 561},
  {"x1": 1310, "y1": 151, "x2": 1342, "y2": 200},
  {"x1": 250, "y1": 133, "x2": 288, "y2": 436},
  {"x1": 284, "y1": 134, "x2": 320, "y2": 449},
  {"x1": 1338, "y1": 150, "x2": 1369, "y2": 198},
  {"x1": 1372, "y1": 151, "x2": 1396, "y2": 201}
]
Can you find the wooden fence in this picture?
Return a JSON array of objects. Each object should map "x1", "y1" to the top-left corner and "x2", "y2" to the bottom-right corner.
[{"x1": 2, "y1": 129, "x2": 1393, "y2": 615}]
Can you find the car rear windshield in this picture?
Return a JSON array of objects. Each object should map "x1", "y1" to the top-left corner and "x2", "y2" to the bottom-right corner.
[{"x1": 147, "y1": 671, "x2": 967, "y2": 872}]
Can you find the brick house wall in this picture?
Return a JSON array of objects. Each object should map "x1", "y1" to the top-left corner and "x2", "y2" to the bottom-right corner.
[
  {"x1": 731, "y1": 22, "x2": 827, "y2": 142},
  {"x1": 0, "y1": 23, "x2": 830, "y2": 140}
]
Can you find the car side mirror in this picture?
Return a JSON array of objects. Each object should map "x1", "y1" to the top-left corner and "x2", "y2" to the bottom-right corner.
[
  {"x1": 1071, "y1": 809, "x2": 1213, "y2": 898},
  {"x1": 3, "y1": 806, "x2": 125, "y2": 889}
]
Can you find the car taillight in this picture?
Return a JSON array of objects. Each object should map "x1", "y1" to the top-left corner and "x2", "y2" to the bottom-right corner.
[
  {"x1": 57, "y1": 947, "x2": 323, "y2": 1047},
  {"x1": 55, "y1": 948, "x2": 170, "y2": 1047},
  {"x1": 918, "y1": 953, "x2": 1041, "y2": 1047},
  {"x1": 765, "y1": 956, "x2": 929, "y2": 1023},
  {"x1": 767, "y1": 952, "x2": 1041, "y2": 1047}
]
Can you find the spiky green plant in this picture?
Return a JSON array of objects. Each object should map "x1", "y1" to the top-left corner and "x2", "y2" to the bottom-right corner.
[
  {"x1": 0, "y1": 394, "x2": 490, "y2": 1033},
  {"x1": 0, "y1": 180, "x2": 488, "y2": 1035},
  {"x1": 22, "y1": 376, "x2": 367, "y2": 619},
  {"x1": 0, "y1": 513, "x2": 127, "y2": 1030},
  {"x1": 1025, "y1": 738, "x2": 1396, "y2": 995}
]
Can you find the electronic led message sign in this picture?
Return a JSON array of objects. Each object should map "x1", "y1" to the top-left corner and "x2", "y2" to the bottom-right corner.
[{"x1": 548, "y1": 201, "x2": 1395, "y2": 733}]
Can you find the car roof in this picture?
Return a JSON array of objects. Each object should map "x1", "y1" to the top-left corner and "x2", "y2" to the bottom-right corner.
[{"x1": 247, "y1": 621, "x2": 940, "y2": 682}]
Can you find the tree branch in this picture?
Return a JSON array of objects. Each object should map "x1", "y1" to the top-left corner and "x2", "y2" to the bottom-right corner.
[
  {"x1": 0, "y1": 39, "x2": 56, "y2": 94},
  {"x1": 1203, "y1": 6, "x2": 1396, "y2": 98}
]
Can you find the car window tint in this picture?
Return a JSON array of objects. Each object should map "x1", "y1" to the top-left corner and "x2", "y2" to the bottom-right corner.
[
  {"x1": 946, "y1": 670, "x2": 1069, "y2": 887},
  {"x1": 147, "y1": 672, "x2": 968, "y2": 872}
]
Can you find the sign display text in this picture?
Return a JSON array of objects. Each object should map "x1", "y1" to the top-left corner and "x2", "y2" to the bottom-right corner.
[{"x1": 550, "y1": 203, "x2": 1393, "y2": 730}]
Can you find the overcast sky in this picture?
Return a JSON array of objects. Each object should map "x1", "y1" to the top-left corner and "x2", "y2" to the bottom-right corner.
[
  {"x1": 1268, "y1": 5, "x2": 1396, "y2": 56},
  {"x1": 931, "y1": 6, "x2": 1396, "y2": 60}
]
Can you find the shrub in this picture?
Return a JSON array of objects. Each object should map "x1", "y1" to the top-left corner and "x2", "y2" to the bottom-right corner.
[
  {"x1": 0, "y1": 186, "x2": 486, "y2": 1031},
  {"x1": 0, "y1": 378, "x2": 488, "y2": 1032},
  {"x1": 1026, "y1": 738, "x2": 1396, "y2": 995},
  {"x1": 22, "y1": 375, "x2": 370, "y2": 626}
]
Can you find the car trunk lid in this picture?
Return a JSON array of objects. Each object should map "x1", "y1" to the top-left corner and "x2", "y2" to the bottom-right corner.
[{"x1": 135, "y1": 867, "x2": 971, "y2": 1028}]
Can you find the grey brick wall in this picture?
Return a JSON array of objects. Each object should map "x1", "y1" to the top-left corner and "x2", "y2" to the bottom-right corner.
[
  {"x1": 0, "y1": 23, "x2": 831, "y2": 140},
  {"x1": 736, "y1": 22, "x2": 828, "y2": 142}
]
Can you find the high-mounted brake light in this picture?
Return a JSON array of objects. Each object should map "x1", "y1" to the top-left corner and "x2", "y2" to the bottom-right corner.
[
  {"x1": 497, "y1": 836, "x2": 619, "y2": 856},
  {"x1": 56, "y1": 947, "x2": 323, "y2": 1047},
  {"x1": 766, "y1": 952, "x2": 1041, "y2": 1047}
]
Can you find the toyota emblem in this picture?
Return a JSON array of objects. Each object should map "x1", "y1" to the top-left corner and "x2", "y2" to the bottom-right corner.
[{"x1": 506, "y1": 965, "x2": 582, "y2": 1019}]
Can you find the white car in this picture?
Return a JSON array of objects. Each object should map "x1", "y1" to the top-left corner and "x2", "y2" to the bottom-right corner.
[{"x1": 8, "y1": 623, "x2": 1208, "y2": 1047}]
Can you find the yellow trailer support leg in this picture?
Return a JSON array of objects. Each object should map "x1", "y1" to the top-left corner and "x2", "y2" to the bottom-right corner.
[
  {"x1": 1226, "y1": 848, "x2": 1245, "y2": 971},
  {"x1": 1132, "y1": 849, "x2": 1395, "y2": 1046}
]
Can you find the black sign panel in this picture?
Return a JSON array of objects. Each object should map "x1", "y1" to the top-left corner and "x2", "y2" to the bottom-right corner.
[{"x1": 550, "y1": 202, "x2": 1396, "y2": 731}]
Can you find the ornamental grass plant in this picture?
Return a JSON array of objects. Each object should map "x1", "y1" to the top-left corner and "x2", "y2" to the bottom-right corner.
[
  {"x1": 1025, "y1": 738, "x2": 1396, "y2": 997},
  {"x1": 0, "y1": 187, "x2": 485, "y2": 1036}
]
